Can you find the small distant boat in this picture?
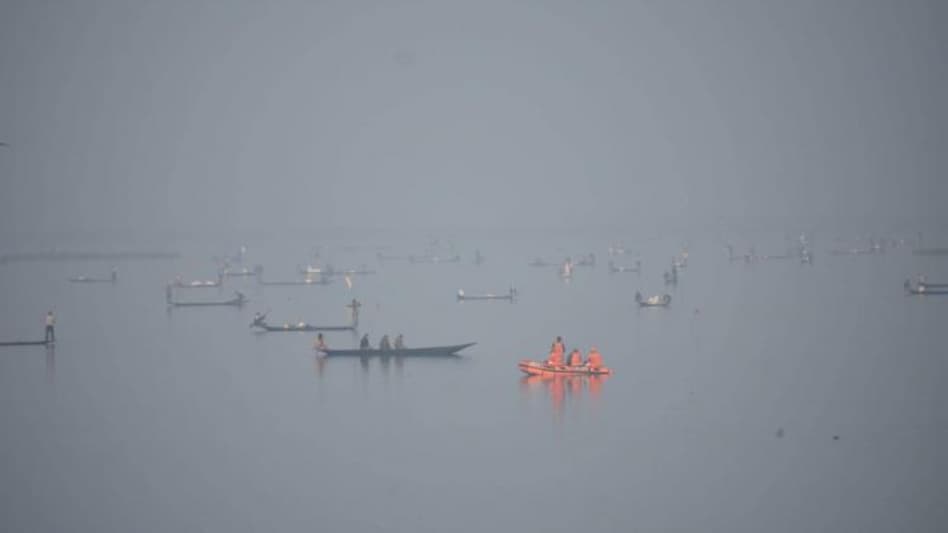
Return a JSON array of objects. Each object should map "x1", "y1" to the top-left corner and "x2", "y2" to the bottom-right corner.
[
  {"x1": 69, "y1": 269, "x2": 117, "y2": 283},
  {"x1": 0, "y1": 339, "x2": 53, "y2": 347},
  {"x1": 223, "y1": 267, "x2": 256, "y2": 277},
  {"x1": 608, "y1": 260, "x2": 640, "y2": 273},
  {"x1": 318, "y1": 343, "x2": 475, "y2": 357},
  {"x1": 457, "y1": 288, "x2": 517, "y2": 302},
  {"x1": 408, "y1": 254, "x2": 461, "y2": 264},
  {"x1": 256, "y1": 266, "x2": 331, "y2": 286},
  {"x1": 168, "y1": 290, "x2": 247, "y2": 307},
  {"x1": 298, "y1": 265, "x2": 322, "y2": 275},
  {"x1": 322, "y1": 265, "x2": 376, "y2": 277},
  {"x1": 376, "y1": 252, "x2": 409, "y2": 262},
  {"x1": 904, "y1": 279, "x2": 948, "y2": 295},
  {"x1": 913, "y1": 248, "x2": 948, "y2": 256},
  {"x1": 518, "y1": 360, "x2": 612, "y2": 376},
  {"x1": 251, "y1": 313, "x2": 356, "y2": 332},
  {"x1": 635, "y1": 292, "x2": 671, "y2": 307},
  {"x1": 172, "y1": 272, "x2": 223, "y2": 288}
]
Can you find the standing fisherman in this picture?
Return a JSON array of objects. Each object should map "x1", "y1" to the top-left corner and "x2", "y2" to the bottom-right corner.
[
  {"x1": 45, "y1": 311, "x2": 55, "y2": 343},
  {"x1": 347, "y1": 299, "x2": 362, "y2": 327}
]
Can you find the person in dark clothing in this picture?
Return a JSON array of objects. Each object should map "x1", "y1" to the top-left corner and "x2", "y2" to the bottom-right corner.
[{"x1": 360, "y1": 334, "x2": 370, "y2": 349}]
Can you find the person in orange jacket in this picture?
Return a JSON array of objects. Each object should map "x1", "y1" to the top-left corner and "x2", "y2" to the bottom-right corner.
[
  {"x1": 586, "y1": 347, "x2": 603, "y2": 369},
  {"x1": 568, "y1": 349, "x2": 583, "y2": 366},
  {"x1": 546, "y1": 349, "x2": 564, "y2": 366},
  {"x1": 551, "y1": 336, "x2": 565, "y2": 356}
]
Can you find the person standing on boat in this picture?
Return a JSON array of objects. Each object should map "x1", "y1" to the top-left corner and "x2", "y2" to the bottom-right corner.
[
  {"x1": 360, "y1": 334, "x2": 370, "y2": 349},
  {"x1": 45, "y1": 311, "x2": 55, "y2": 343},
  {"x1": 546, "y1": 349, "x2": 564, "y2": 366},
  {"x1": 379, "y1": 334, "x2": 391, "y2": 350},
  {"x1": 586, "y1": 347, "x2": 603, "y2": 369},
  {"x1": 552, "y1": 336, "x2": 565, "y2": 356},
  {"x1": 347, "y1": 299, "x2": 362, "y2": 326},
  {"x1": 314, "y1": 333, "x2": 327, "y2": 351},
  {"x1": 568, "y1": 349, "x2": 583, "y2": 367},
  {"x1": 394, "y1": 334, "x2": 404, "y2": 349}
]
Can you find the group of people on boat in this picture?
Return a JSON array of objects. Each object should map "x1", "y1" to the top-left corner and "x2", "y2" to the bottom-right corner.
[
  {"x1": 357, "y1": 333, "x2": 405, "y2": 351},
  {"x1": 544, "y1": 336, "x2": 604, "y2": 368}
]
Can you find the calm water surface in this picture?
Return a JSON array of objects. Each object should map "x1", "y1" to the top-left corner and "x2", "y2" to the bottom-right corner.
[{"x1": 1, "y1": 231, "x2": 945, "y2": 532}]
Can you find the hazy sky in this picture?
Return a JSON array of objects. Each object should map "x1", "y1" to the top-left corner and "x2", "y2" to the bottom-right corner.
[{"x1": 1, "y1": 0, "x2": 945, "y2": 236}]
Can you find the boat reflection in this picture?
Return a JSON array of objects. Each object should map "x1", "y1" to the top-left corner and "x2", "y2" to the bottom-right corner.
[
  {"x1": 520, "y1": 374, "x2": 607, "y2": 420},
  {"x1": 314, "y1": 350, "x2": 464, "y2": 378}
]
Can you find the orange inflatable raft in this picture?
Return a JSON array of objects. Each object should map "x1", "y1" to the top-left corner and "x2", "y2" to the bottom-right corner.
[{"x1": 518, "y1": 359, "x2": 613, "y2": 376}]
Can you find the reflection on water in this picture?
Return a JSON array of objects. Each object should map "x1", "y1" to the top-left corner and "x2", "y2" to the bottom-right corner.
[
  {"x1": 314, "y1": 352, "x2": 464, "y2": 379},
  {"x1": 45, "y1": 344, "x2": 55, "y2": 384},
  {"x1": 520, "y1": 374, "x2": 608, "y2": 421}
]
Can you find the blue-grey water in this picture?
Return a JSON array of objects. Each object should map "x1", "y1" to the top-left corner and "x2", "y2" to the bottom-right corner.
[{"x1": 1, "y1": 230, "x2": 945, "y2": 532}]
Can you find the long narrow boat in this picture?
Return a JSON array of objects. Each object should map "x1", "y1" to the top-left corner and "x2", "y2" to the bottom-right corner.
[
  {"x1": 173, "y1": 277, "x2": 223, "y2": 288},
  {"x1": 457, "y1": 289, "x2": 516, "y2": 302},
  {"x1": 69, "y1": 270, "x2": 117, "y2": 283},
  {"x1": 256, "y1": 266, "x2": 331, "y2": 286},
  {"x1": 251, "y1": 315, "x2": 356, "y2": 332},
  {"x1": 0, "y1": 340, "x2": 53, "y2": 347},
  {"x1": 259, "y1": 277, "x2": 332, "y2": 286},
  {"x1": 223, "y1": 267, "x2": 256, "y2": 277},
  {"x1": 608, "y1": 260, "x2": 640, "y2": 273},
  {"x1": 168, "y1": 292, "x2": 247, "y2": 307},
  {"x1": 636, "y1": 292, "x2": 672, "y2": 307},
  {"x1": 318, "y1": 342, "x2": 475, "y2": 357},
  {"x1": 409, "y1": 254, "x2": 461, "y2": 264},
  {"x1": 912, "y1": 248, "x2": 948, "y2": 256},
  {"x1": 518, "y1": 360, "x2": 612, "y2": 376}
]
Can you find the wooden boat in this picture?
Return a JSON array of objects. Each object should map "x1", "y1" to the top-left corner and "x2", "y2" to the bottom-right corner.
[
  {"x1": 635, "y1": 292, "x2": 671, "y2": 307},
  {"x1": 528, "y1": 258, "x2": 554, "y2": 267},
  {"x1": 0, "y1": 250, "x2": 178, "y2": 264},
  {"x1": 168, "y1": 291, "x2": 247, "y2": 307},
  {"x1": 608, "y1": 260, "x2": 640, "y2": 273},
  {"x1": 904, "y1": 280, "x2": 948, "y2": 295},
  {"x1": 913, "y1": 248, "x2": 948, "y2": 256},
  {"x1": 0, "y1": 340, "x2": 53, "y2": 347},
  {"x1": 172, "y1": 273, "x2": 223, "y2": 288},
  {"x1": 259, "y1": 277, "x2": 331, "y2": 286},
  {"x1": 223, "y1": 267, "x2": 256, "y2": 277},
  {"x1": 320, "y1": 265, "x2": 376, "y2": 277},
  {"x1": 457, "y1": 288, "x2": 516, "y2": 301},
  {"x1": 574, "y1": 254, "x2": 596, "y2": 267},
  {"x1": 318, "y1": 342, "x2": 475, "y2": 357},
  {"x1": 69, "y1": 270, "x2": 117, "y2": 283},
  {"x1": 251, "y1": 313, "x2": 356, "y2": 332},
  {"x1": 408, "y1": 254, "x2": 461, "y2": 264},
  {"x1": 256, "y1": 266, "x2": 331, "y2": 286},
  {"x1": 376, "y1": 252, "x2": 409, "y2": 262},
  {"x1": 518, "y1": 360, "x2": 612, "y2": 376}
]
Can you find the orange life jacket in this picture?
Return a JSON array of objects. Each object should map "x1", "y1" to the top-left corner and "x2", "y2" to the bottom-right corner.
[
  {"x1": 587, "y1": 351, "x2": 603, "y2": 368},
  {"x1": 547, "y1": 351, "x2": 563, "y2": 366},
  {"x1": 569, "y1": 350, "x2": 583, "y2": 366}
]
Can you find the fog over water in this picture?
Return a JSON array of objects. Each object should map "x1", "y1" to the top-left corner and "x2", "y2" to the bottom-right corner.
[{"x1": 1, "y1": 1, "x2": 947, "y2": 532}]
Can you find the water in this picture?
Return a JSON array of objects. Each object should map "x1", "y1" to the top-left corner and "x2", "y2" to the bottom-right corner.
[{"x1": 1, "y1": 231, "x2": 946, "y2": 532}]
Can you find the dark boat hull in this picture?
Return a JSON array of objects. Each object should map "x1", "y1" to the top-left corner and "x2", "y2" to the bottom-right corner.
[
  {"x1": 170, "y1": 298, "x2": 246, "y2": 307},
  {"x1": 258, "y1": 324, "x2": 355, "y2": 332},
  {"x1": 0, "y1": 340, "x2": 52, "y2": 346},
  {"x1": 319, "y1": 343, "x2": 475, "y2": 357}
]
